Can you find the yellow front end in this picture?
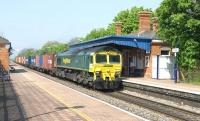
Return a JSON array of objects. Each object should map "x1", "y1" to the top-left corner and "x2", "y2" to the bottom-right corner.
[{"x1": 89, "y1": 51, "x2": 122, "y2": 81}]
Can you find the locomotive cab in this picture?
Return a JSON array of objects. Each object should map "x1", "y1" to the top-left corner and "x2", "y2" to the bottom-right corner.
[{"x1": 89, "y1": 48, "x2": 122, "y2": 89}]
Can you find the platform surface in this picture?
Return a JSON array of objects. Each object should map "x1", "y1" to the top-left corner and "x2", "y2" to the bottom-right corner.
[
  {"x1": 124, "y1": 78, "x2": 200, "y2": 95},
  {"x1": 1, "y1": 65, "x2": 145, "y2": 121}
]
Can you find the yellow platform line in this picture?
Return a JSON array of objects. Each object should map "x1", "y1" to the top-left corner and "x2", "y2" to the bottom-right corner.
[{"x1": 24, "y1": 75, "x2": 94, "y2": 121}]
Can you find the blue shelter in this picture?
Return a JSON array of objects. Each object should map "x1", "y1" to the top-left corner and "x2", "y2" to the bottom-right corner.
[{"x1": 70, "y1": 35, "x2": 152, "y2": 53}]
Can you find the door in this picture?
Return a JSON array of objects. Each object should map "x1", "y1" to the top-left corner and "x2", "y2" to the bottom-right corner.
[{"x1": 152, "y1": 55, "x2": 174, "y2": 79}]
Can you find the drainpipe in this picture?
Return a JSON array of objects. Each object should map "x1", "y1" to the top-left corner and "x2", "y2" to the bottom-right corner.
[{"x1": 157, "y1": 55, "x2": 159, "y2": 79}]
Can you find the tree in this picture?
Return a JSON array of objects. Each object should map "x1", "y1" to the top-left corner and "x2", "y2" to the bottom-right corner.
[
  {"x1": 67, "y1": 37, "x2": 82, "y2": 46},
  {"x1": 107, "y1": 7, "x2": 153, "y2": 34},
  {"x1": 156, "y1": 0, "x2": 200, "y2": 71},
  {"x1": 18, "y1": 48, "x2": 36, "y2": 56},
  {"x1": 82, "y1": 28, "x2": 111, "y2": 41},
  {"x1": 37, "y1": 41, "x2": 68, "y2": 55},
  {"x1": 82, "y1": 7, "x2": 153, "y2": 41}
]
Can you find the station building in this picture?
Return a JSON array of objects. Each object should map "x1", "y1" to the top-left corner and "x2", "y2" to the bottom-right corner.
[
  {"x1": 0, "y1": 36, "x2": 12, "y2": 71},
  {"x1": 71, "y1": 11, "x2": 173, "y2": 79}
]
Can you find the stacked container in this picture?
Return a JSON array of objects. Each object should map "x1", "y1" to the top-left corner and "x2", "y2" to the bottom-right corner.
[
  {"x1": 42, "y1": 54, "x2": 55, "y2": 71},
  {"x1": 39, "y1": 55, "x2": 43, "y2": 67},
  {"x1": 30, "y1": 56, "x2": 36, "y2": 66},
  {"x1": 21, "y1": 56, "x2": 26, "y2": 65},
  {"x1": 35, "y1": 55, "x2": 40, "y2": 67}
]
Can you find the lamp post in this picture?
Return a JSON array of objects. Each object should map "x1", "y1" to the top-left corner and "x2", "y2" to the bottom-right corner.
[{"x1": 172, "y1": 48, "x2": 179, "y2": 83}]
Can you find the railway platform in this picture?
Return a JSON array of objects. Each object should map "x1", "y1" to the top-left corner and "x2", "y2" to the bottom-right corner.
[
  {"x1": 123, "y1": 78, "x2": 200, "y2": 95},
  {"x1": 1, "y1": 65, "x2": 145, "y2": 121}
]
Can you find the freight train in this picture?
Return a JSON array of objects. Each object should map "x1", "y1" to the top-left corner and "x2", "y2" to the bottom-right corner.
[{"x1": 15, "y1": 46, "x2": 122, "y2": 90}]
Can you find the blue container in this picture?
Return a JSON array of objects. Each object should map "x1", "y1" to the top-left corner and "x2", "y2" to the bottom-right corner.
[
  {"x1": 25, "y1": 57, "x2": 29, "y2": 64},
  {"x1": 31, "y1": 56, "x2": 36, "y2": 65},
  {"x1": 39, "y1": 55, "x2": 43, "y2": 67},
  {"x1": 28, "y1": 56, "x2": 32, "y2": 65}
]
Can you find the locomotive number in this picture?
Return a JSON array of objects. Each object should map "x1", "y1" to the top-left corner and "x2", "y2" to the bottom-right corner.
[{"x1": 63, "y1": 58, "x2": 71, "y2": 64}]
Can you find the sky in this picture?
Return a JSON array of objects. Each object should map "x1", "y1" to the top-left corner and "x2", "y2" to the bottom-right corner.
[{"x1": 0, "y1": 0, "x2": 162, "y2": 55}]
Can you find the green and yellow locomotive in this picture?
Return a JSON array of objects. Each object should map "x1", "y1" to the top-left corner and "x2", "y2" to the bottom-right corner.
[{"x1": 52, "y1": 46, "x2": 122, "y2": 89}]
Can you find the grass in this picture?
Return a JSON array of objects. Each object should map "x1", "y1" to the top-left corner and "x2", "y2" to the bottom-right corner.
[
  {"x1": 181, "y1": 69, "x2": 200, "y2": 85},
  {"x1": 187, "y1": 73, "x2": 200, "y2": 85}
]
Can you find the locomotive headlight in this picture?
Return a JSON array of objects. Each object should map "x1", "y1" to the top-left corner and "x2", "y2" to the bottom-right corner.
[
  {"x1": 95, "y1": 71, "x2": 101, "y2": 76},
  {"x1": 115, "y1": 71, "x2": 121, "y2": 76}
]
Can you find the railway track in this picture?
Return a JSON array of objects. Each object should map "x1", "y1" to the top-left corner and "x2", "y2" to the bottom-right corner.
[
  {"x1": 106, "y1": 91, "x2": 200, "y2": 121},
  {"x1": 123, "y1": 81, "x2": 200, "y2": 108},
  {"x1": 15, "y1": 65, "x2": 200, "y2": 121}
]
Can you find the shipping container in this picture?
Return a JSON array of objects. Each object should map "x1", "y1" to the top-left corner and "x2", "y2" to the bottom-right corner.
[
  {"x1": 21, "y1": 56, "x2": 26, "y2": 64},
  {"x1": 39, "y1": 55, "x2": 43, "y2": 66},
  {"x1": 31, "y1": 56, "x2": 36, "y2": 65},
  {"x1": 42, "y1": 54, "x2": 55, "y2": 70},
  {"x1": 19, "y1": 56, "x2": 22, "y2": 64},
  {"x1": 15, "y1": 57, "x2": 19, "y2": 63},
  {"x1": 35, "y1": 55, "x2": 40, "y2": 67},
  {"x1": 31, "y1": 56, "x2": 35, "y2": 65}
]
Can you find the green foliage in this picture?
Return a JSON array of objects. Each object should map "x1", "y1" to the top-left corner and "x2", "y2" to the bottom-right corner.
[
  {"x1": 82, "y1": 28, "x2": 112, "y2": 41},
  {"x1": 38, "y1": 41, "x2": 68, "y2": 55},
  {"x1": 156, "y1": 0, "x2": 200, "y2": 71},
  {"x1": 67, "y1": 37, "x2": 82, "y2": 46},
  {"x1": 83, "y1": 7, "x2": 153, "y2": 41},
  {"x1": 18, "y1": 48, "x2": 36, "y2": 57},
  {"x1": 17, "y1": 41, "x2": 68, "y2": 56},
  {"x1": 108, "y1": 7, "x2": 153, "y2": 34}
]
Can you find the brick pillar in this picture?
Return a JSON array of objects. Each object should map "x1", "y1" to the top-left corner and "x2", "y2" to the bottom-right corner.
[
  {"x1": 138, "y1": 11, "x2": 151, "y2": 32},
  {"x1": 0, "y1": 45, "x2": 9, "y2": 71},
  {"x1": 115, "y1": 22, "x2": 122, "y2": 35},
  {"x1": 152, "y1": 17, "x2": 158, "y2": 32}
]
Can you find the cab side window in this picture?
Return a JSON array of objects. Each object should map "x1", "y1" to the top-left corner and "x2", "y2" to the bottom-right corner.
[{"x1": 90, "y1": 56, "x2": 93, "y2": 63}]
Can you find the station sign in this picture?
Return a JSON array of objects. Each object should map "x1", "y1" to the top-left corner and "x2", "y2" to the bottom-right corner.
[{"x1": 172, "y1": 48, "x2": 179, "y2": 53}]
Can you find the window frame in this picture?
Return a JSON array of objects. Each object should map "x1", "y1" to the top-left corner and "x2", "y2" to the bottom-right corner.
[
  {"x1": 109, "y1": 55, "x2": 120, "y2": 63},
  {"x1": 145, "y1": 56, "x2": 150, "y2": 67},
  {"x1": 160, "y1": 47, "x2": 171, "y2": 56},
  {"x1": 96, "y1": 54, "x2": 107, "y2": 64}
]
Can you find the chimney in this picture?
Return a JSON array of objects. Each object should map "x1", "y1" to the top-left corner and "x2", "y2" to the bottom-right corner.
[
  {"x1": 138, "y1": 11, "x2": 151, "y2": 32},
  {"x1": 152, "y1": 17, "x2": 158, "y2": 32},
  {"x1": 115, "y1": 22, "x2": 122, "y2": 35}
]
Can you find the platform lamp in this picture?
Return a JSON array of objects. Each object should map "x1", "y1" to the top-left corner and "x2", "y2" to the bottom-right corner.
[{"x1": 172, "y1": 48, "x2": 179, "y2": 83}]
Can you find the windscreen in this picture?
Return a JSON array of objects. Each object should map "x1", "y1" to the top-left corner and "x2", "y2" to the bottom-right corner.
[
  {"x1": 96, "y1": 54, "x2": 107, "y2": 63},
  {"x1": 109, "y1": 55, "x2": 120, "y2": 63}
]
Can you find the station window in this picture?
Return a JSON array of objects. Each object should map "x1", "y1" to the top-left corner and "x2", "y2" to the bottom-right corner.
[
  {"x1": 161, "y1": 47, "x2": 171, "y2": 56},
  {"x1": 161, "y1": 50, "x2": 170, "y2": 56},
  {"x1": 96, "y1": 54, "x2": 107, "y2": 63},
  {"x1": 145, "y1": 56, "x2": 150, "y2": 67},
  {"x1": 109, "y1": 55, "x2": 120, "y2": 63}
]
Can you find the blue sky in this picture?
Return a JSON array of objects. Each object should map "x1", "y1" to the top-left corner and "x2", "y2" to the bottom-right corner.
[{"x1": 0, "y1": 0, "x2": 162, "y2": 54}]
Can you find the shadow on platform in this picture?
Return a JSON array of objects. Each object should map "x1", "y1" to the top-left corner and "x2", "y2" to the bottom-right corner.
[
  {"x1": 56, "y1": 106, "x2": 84, "y2": 110},
  {"x1": 26, "y1": 106, "x2": 85, "y2": 120},
  {"x1": 11, "y1": 69, "x2": 27, "y2": 73},
  {"x1": 0, "y1": 80, "x2": 26, "y2": 121}
]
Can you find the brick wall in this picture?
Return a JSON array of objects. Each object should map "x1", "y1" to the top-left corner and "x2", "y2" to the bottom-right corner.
[
  {"x1": 115, "y1": 22, "x2": 122, "y2": 35},
  {"x1": 138, "y1": 11, "x2": 151, "y2": 32},
  {"x1": 0, "y1": 44, "x2": 9, "y2": 71},
  {"x1": 144, "y1": 42, "x2": 163, "y2": 78}
]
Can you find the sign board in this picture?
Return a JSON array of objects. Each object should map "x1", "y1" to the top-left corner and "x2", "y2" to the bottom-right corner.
[{"x1": 172, "y1": 48, "x2": 179, "y2": 53}]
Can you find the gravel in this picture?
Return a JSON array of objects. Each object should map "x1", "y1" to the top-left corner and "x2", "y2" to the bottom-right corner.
[{"x1": 123, "y1": 90, "x2": 200, "y2": 114}]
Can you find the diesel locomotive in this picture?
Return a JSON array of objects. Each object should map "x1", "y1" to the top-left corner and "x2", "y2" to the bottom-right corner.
[{"x1": 16, "y1": 46, "x2": 122, "y2": 90}]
